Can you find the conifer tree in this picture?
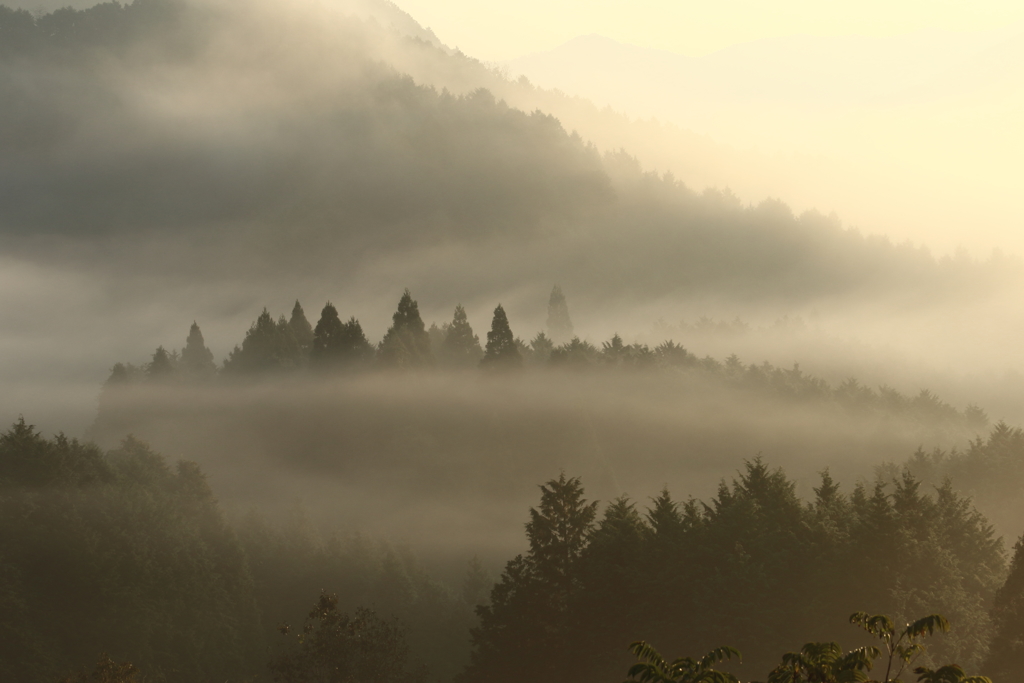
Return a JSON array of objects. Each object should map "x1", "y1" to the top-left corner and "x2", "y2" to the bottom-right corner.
[
  {"x1": 441, "y1": 305, "x2": 483, "y2": 367},
  {"x1": 311, "y1": 303, "x2": 373, "y2": 369},
  {"x1": 464, "y1": 474, "x2": 597, "y2": 683},
  {"x1": 222, "y1": 309, "x2": 300, "y2": 373},
  {"x1": 180, "y1": 322, "x2": 216, "y2": 377},
  {"x1": 378, "y1": 289, "x2": 433, "y2": 368},
  {"x1": 529, "y1": 332, "x2": 554, "y2": 364},
  {"x1": 546, "y1": 285, "x2": 573, "y2": 343},
  {"x1": 311, "y1": 302, "x2": 343, "y2": 364},
  {"x1": 146, "y1": 346, "x2": 176, "y2": 379},
  {"x1": 481, "y1": 304, "x2": 521, "y2": 369},
  {"x1": 289, "y1": 301, "x2": 314, "y2": 360}
]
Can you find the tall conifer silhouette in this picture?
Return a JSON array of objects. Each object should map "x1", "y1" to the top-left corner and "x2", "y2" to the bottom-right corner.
[
  {"x1": 481, "y1": 304, "x2": 521, "y2": 369},
  {"x1": 546, "y1": 285, "x2": 573, "y2": 343},
  {"x1": 289, "y1": 301, "x2": 314, "y2": 359},
  {"x1": 378, "y1": 289, "x2": 433, "y2": 368},
  {"x1": 180, "y1": 322, "x2": 216, "y2": 377}
]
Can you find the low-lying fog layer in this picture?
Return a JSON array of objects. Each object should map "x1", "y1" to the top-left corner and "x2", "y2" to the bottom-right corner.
[{"x1": 89, "y1": 370, "x2": 997, "y2": 565}]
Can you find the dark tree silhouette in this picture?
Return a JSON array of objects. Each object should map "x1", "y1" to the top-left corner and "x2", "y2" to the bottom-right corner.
[
  {"x1": 145, "y1": 346, "x2": 176, "y2": 379},
  {"x1": 378, "y1": 290, "x2": 433, "y2": 368},
  {"x1": 481, "y1": 304, "x2": 521, "y2": 369},
  {"x1": 441, "y1": 305, "x2": 483, "y2": 368},
  {"x1": 180, "y1": 322, "x2": 216, "y2": 377},
  {"x1": 288, "y1": 301, "x2": 314, "y2": 360},
  {"x1": 312, "y1": 303, "x2": 374, "y2": 369},
  {"x1": 463, "y1": 474, "x2": 596, "y2": 683},
  {"x1": 222, "y1": 309, "x2": 300, "y2": 373}
]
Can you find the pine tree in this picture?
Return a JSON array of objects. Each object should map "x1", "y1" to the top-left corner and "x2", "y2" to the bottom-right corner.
[
  {"x1": 180, "y1": 322, "x2": 216, "y2": 377},
  {"x1": 526, "y1": 473, "x2": 599, "y2": 601},
  {"x1": 464, "y1": 474, "x2": 597, "y2": 683},
  {"x1": 546, "y1": 285, "x2": 573, "y2": 343},
  {"x1": 481, "y1": 304, "x2": 521, "y2": 369},
  {"x1": 441, "y1": 305, "x2": 483, "y2": 368},
  {"x1": 146, "y1": 346, "x2": 176, "y2": 380},
  {"x1": 311, "y1": 302, "x2": 343, "y2": 365},
  {"x1": 289, "y1": 301, "x2": 314, "y2": 360},
  {"x1": 311, "y1": 303, "x2": 373, "y2": 369},
  {"x1": 378, "y1": 289, "x2": 433, "y2": 368},
  {"x1": 529, "y1": 332, "x2": 554, "y2": 364},
  {"x1": 222, "y1": 308, "x2": 300, "y2": 373}
]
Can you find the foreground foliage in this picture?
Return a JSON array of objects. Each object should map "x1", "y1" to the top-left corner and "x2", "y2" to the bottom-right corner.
[{"x1": 625, "y1": 611, "x2": 993, "y2": 683}]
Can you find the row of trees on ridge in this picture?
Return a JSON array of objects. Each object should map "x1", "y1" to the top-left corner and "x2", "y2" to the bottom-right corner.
[{"x1": 104, "y1": 288, "x2": 986, "y2": 431}]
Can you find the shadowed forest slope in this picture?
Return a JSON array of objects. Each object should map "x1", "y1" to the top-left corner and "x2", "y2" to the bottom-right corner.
[{"x1": 0, "y1": 0, "x2": 1013, "y2": 307}]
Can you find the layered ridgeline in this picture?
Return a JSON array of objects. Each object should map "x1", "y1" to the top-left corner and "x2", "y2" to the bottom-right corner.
[{"x1": 0, "y1": 0, "x2": 1013, "y2": 307}]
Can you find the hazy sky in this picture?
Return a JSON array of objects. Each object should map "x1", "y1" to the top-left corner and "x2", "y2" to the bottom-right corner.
[
  {"x1": 390, "y1": 0, "x2": 1024, "y2": 256},
  {"x1": 395, "y1": 0, "x2": 1024, "y2": 60}
]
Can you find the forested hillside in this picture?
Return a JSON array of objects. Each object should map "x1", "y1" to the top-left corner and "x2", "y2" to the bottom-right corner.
[
  {"x1": 2, "y1": 420, "x2": 1019, "y2": 681},
  {"x1": 0, "y1": 0, "x2": 1012, "y2": 308}
]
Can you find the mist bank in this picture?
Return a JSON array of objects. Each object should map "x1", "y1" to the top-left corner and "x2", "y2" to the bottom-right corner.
[{"x1": 89, "y1": 368, "x2": 1000, "y2": 556}]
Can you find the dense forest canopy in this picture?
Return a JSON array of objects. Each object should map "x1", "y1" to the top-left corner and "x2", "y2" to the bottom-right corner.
[{"x1": 2, "y1": 420, "x2": 1020, "y2": 681}]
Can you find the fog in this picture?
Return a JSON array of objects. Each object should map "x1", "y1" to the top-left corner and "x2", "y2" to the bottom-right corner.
[
  {"x1": 2, "y1": 0, "x2": 1024, "y2": 680},
  {"x1": 88, "y1": 369, "x2": 987, "y2": 557}
]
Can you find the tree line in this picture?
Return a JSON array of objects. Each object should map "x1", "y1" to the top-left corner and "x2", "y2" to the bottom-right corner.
[
  {"x1": 461, "y1": 467, "x2": 1010, "y2": 682},
  {"x1": 103, "y1": 287, "x2": 988, "y2": 432}
]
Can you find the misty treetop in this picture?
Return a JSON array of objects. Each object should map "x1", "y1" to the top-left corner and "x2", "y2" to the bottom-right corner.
[
  {"x1": 379, "y1": 289, "x2": 434, "y2": 369},
  {"x1": 546, "y1": 285, "x2": 573, "y2": 343},
  {"x1": 311, "y1": 302, "x2": 374, "y2": 369},
  {"x1": 101, "y1": 291, "x2": 989, "y2": 436},
  {"x1": 481, "y1": 304, "x2": 522, "y2": 369},
  {"x1": 438, "y1": 304, "x2": 484, "y2": 367}
]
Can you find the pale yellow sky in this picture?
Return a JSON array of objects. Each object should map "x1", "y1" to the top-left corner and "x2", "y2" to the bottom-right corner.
[
  {"x1": 390, "y1": 0, "x2": 1024, "y2": 256},
  {"x1": 394, "y1": 0, "x2": 1024, "y2": 60}
]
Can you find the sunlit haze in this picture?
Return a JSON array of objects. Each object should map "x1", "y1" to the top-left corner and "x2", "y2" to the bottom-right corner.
[{"x1": 395, "y1": 0, "x2": 1024, "y2": 256}]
